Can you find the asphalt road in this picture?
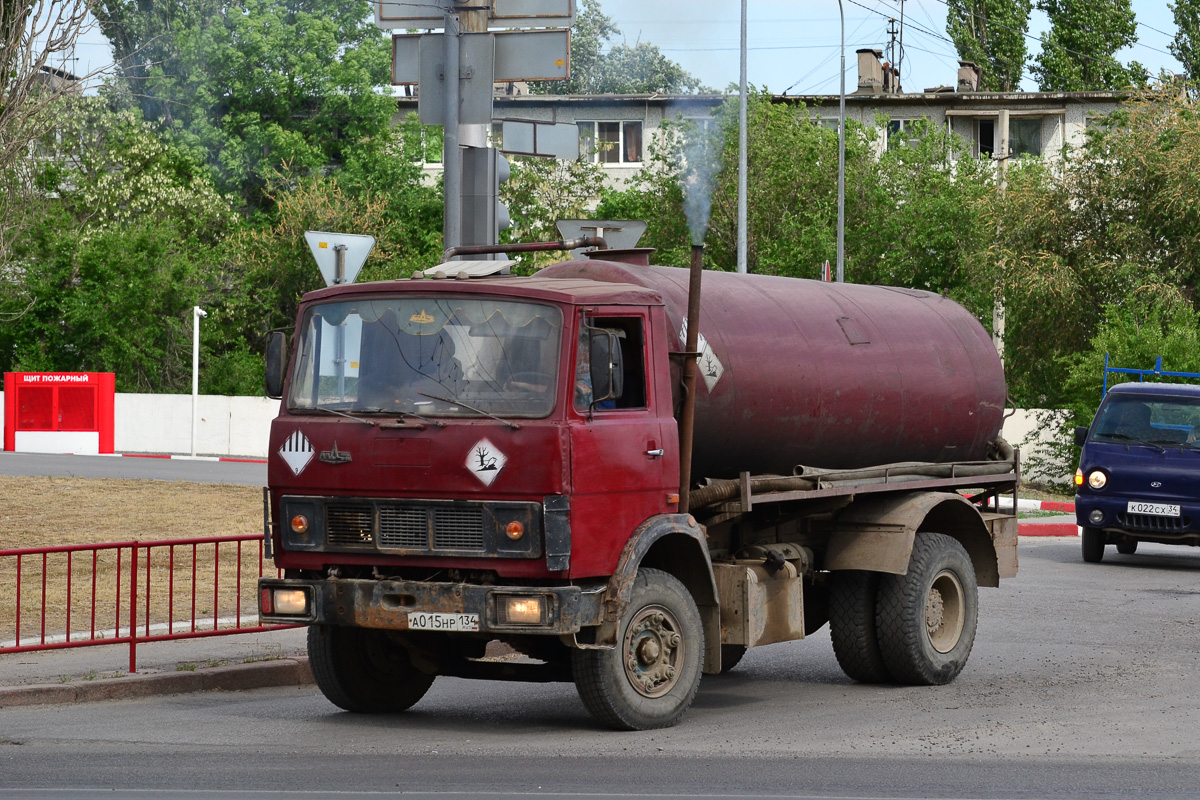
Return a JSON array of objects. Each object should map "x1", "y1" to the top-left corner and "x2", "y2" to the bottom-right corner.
[
  {"x1": 3, "y1": 537, "x2": 1200, "y2": 798},
  {"x1": 0, "y1": 451, "x2": 266, "y2": 485}
]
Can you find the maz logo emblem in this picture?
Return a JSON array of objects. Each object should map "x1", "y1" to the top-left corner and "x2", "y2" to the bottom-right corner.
[{"x1": 319, "y1": 442, "x2": 352, "y2": 465}]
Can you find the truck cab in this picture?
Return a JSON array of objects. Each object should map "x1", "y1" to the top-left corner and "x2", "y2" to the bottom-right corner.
[{"x1": 1074, "y1": 382, "x2": 1200, "y2": 561}]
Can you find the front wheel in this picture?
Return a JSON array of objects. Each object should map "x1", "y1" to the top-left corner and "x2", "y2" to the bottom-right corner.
[
  {"x1": 1082, "y1": 527, "x2": 1106, "y2": 563},
  {"x1": 876, "y1": 532, "x2": 978, "y2": 686},
  {"x1": 572, "y1": 568, "x2": 704, "y2": 730},
  {"x1": 1116, "y1": 538, "x2": 1138, "y2": 555},
  {"x1": 307, "y1": 625, "x2": 435, "y2": 713}
]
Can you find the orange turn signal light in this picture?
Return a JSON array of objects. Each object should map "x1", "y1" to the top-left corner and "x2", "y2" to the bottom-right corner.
[
  {"x1": 505, "y1": 521, "x2": 525, "y2": 541},
  {"x1": 290, "y1": 514, "x2": 309, "y2": 534}
]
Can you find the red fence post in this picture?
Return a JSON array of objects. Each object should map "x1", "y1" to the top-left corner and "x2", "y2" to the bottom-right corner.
[{"x1": 128, "y1": 543, "x2": 139, "y2": 673}]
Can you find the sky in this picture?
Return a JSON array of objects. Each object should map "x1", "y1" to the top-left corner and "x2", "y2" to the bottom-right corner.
[{"x1": 64, "y1": 0, "x2": 1184, "y2": 95}]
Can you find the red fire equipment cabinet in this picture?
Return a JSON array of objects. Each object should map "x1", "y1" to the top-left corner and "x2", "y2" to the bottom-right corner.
[{"x1": 3, "y1": 372, "x2": 116, "y2": 454}]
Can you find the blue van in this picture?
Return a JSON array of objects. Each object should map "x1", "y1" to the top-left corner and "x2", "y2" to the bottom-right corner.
[{"x1": 1074, "y1": 381, "x2": 1200, "y2": 563}]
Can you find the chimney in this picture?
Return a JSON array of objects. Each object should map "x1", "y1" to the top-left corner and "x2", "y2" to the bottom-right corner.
[
  {"x1": 957, "y1": 61, "x2": 982, "y2": 92},
  {"x1": 856, "y1": 49, "x2": 885, "y2": 94}
]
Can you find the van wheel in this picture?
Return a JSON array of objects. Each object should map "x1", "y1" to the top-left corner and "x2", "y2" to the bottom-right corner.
[
  {"x1": 1116, "y1": 539, "x2": 1138, "y2": 555},
  {"x1": 307, "y1": 625, "x2": 435, "y2": 713},
  {"x1": 572, "y1": 568, "x2": 704, "y2": 730},
  {"x1": 1082, "y1": 527, "x2": 1106, "y2": 563},
  {"x1": 876, "y1": 532, "x2": 978, "y2": 686},
  {"x1": 829, "y1": 570, "x2": 892, "y2": 683}
]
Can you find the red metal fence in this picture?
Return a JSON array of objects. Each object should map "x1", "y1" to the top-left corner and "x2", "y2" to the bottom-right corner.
[{"x1": 0, "y1": 534, "x2": 299, "y2": 672}]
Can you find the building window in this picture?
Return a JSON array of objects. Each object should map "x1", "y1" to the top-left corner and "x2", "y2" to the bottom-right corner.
[
  {"x1": 886, "y1": 118, "x2": 925, "y2": 149},
  {"x1": 1010, "y1": 118, "x2": 1043, "y2": 158},
  {"x1": 578, "y1": 120, "x2": 643, "y2": 163},
  {"x1": 976, "y1": 119, "x2": 995, "y2": 160}
]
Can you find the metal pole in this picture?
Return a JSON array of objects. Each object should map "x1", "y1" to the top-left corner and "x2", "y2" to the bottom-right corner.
[
  {"x1": 443, "y1": 12, "x2": 462, "y2": 257},
  {"x1": 736, "y1": 0, "x2": 748, "y2": 274},
  {"x1": 836, "y1": 0, "x2": 846, "y2": 283},
  {"x1": 191, "y1": 306, "x2": 205, "y2": 457},
  {"x1": 678, "y1": 245, "x2": 705, "y2": 513}
]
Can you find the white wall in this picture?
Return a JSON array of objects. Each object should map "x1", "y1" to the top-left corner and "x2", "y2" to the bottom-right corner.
[
  {"x1": 1002, "y1": 408, "x2": 1071, "y2": 484},
  {"x1": 114, "y1": 394, "x2": 279, "y2": 458}
]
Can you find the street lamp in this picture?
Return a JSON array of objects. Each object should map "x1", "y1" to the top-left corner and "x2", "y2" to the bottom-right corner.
[
  {"x1": 837, "y1": 0, "x2": 846, "y2": 283},
  {"x1": 191, "y1": 306, "x2": 207, "y2": 457}
]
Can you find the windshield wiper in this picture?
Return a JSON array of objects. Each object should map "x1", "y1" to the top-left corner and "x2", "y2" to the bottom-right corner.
[
  {"x1": 359, "y1": 407, "x2": 446, "y2": 428},
  {"x1": 1100, "y1": 432, "x2": 1165, "y2": 453},
  {"x1": 307, "y1": 406, "x2": 375, "y2": 426},
  {"x1": 417, "y1": 391, "x2": 521, "y2": 430}
]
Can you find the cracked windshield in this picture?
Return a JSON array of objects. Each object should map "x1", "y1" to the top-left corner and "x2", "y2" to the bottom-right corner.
[{"x1": 288, "y1": 298, "x2": 563, "y2": 417}]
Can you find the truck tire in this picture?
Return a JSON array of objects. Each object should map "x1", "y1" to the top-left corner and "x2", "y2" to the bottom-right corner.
[
  {"x1": 307, "y1": 624, "x2": 434, "y2": 713},
  {"x1": 876, "y1": 532, "x2": 978, "y2": 686},
  {"x1": 572, "y1": 568, "x2": 704, "y2": 730},
  {"x1": 829, "y1": 570, "x2": 892, "y2": 683},
  {"x1": 1082, "y1": 527, "x2": 1105, "y2": 563},
  {"x1": 1116, "y1": 539, "x2": 1138, "y2": 555}
]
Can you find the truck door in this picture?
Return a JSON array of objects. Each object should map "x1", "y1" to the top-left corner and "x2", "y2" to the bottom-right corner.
[{"x1": 568, "y1": 310, "x2": 676, "y2": 577}]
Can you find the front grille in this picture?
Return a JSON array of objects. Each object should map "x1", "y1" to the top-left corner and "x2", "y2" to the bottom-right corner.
[
  {"x1": 287, "y1": 496, "x2": 541, "y2": 559},
  {"x1": 379, "y1": 506, "x2": 427, "y2": 548},
  {"x1": 1116, "y1": 512, "x2": 1190, "y2": 532},
  {"x1": 433, "y1": 507, "x2": 485, "y2": 550},
  {"x1": 326, "y1": 504, "x2": 374, "y2": 546}
]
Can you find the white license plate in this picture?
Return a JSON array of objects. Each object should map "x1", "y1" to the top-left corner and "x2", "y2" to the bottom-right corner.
[
  {"x1": 407, "y1": 612, "x2": 479, "y2": 632},
  {"x1": 1127, "y1": 501, "x2": 1181, "y2": 517}
]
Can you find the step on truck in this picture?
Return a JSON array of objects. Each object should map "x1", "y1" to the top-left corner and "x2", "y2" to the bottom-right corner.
[{"x1": 258, "y1": 243, "x2": 1019, "y2": 730}]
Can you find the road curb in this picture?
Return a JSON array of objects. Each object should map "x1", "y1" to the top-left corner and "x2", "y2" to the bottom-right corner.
[
  {"x1": 0, "y1": 656, "x2": 313, "y2": 708},
  {"x1": 1018, "y1": 522, "x2": 1079, "y2": 537}
]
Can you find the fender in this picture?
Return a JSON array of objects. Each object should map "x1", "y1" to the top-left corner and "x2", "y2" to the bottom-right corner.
[
  {"x1": 590, "y1": 513, "x2": 722, "y2": 674},
  {"x1": 824, "y1": 492, "x2": 1001, "y2": 587}
]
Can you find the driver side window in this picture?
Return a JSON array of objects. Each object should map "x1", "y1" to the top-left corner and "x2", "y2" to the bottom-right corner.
[{"x1": 574, "y1": 316, "x2": 647, "y2": 412}]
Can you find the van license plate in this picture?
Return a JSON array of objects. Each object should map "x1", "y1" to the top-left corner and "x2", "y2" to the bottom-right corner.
[
  {"x1": 1127, "y1": 501, "x2": 1180, "y2": 517},
  {"x1": 408, "y1": 612, "x2": 479, "y2": 632}
]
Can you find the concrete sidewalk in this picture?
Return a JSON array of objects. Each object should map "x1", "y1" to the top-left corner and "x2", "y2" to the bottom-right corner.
[{"x1": 0, "y1": 627, "x2": 312, "y2": 708}]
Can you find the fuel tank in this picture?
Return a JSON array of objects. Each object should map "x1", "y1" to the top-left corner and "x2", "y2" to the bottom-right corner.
[{"x1": 538, "y1": 254, "x2": 1006, "y2": 479}]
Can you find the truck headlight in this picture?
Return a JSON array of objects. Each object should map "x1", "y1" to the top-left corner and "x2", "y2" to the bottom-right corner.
[
  {"x1": 500, "y1": 595, "x2": 544, "y2": 624},
  {"x1": 1087, "y1": 471, "x2": 1107, "y2": 490},
  {"x1": 272, "y1": 589, "x2": 309, "y2": 615}
]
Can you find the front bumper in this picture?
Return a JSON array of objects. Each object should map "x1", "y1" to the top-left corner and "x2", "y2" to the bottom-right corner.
[
  {"x1": 1076, "y1": 494, "x2": 1200, "y2": 540},
  {"x1": 259, "y1": 577, "x2": 606, "y2": 635}
]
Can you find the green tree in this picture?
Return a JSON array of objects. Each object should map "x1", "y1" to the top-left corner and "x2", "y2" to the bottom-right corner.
[
  {"x1": 91, "y1": 0, "x2": 396, "y2": 207},
  {"x1": 946, "y1": 0, "x2": 1033, "y2": 91},
  {"x1": 1030, "y1": 0, "x2": 1146, "y2": 90},
  {"x1": 1170, "y1": 0, "x2": 1200, "y2": 82},
  {"x1": 529, "y1": 0, "x2": 706, "y2": 95},
  {"x1": 502, "y1": 155, "x2": 607, "y2": 270}
]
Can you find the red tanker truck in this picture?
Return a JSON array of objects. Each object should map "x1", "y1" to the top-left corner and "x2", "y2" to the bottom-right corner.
[{"x1": 258, "y1": 245, "x2": 1019, "y2": 730}]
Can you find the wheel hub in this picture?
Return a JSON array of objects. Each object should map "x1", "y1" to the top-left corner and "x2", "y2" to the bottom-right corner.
[
  {"x1": 926, "y1": 569, "x2": 966, "y2": 654},
  {"x1": 623, "y1": 606, "x2": 682, "y2": 698}
]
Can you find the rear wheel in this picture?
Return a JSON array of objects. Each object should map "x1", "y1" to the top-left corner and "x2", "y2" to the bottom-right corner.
[
  {"x1": 829, "y1": 570, "x2": 891, "y2": 683},
  {"x1": 1116, "y1": 539, "x2": 1138, "y2": 555},
  {"x1": 572, "y1": 568, "x2": 704, "y2": 730},
  {"x1": 1082, "y1": 527, "x2": 1106, "y2": 563},
  {"x1": 307, "y1": 625, "x2": 435, "y2": 713},
  {"x1": 876, "y1": 532, "x2": 978, "y2": 686}
]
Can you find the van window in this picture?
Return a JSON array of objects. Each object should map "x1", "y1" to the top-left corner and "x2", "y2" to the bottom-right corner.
[{"x1": 1091, "y1": 393, "x2": 1200, "y2": 446}]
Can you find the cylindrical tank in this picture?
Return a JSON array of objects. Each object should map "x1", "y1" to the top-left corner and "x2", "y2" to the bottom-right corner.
[{"x1": 538, "y1": 255, "x2": 1006, "y2": 479}]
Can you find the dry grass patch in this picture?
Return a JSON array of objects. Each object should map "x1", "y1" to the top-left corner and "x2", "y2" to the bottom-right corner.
[{"x1": 1, "y1": 477, "x2": 273, "y2": 645}]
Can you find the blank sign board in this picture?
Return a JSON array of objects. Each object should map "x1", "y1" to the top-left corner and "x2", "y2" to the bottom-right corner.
[
  {"x1": 376, "y1": 0, "x2": 573, "y2": 30},
  {"x1": 501, "y1": 119, "x2": 579, "y2": 159},
  {"x1": 393, "y1": 29, "x2": 566, "y2": 86}
]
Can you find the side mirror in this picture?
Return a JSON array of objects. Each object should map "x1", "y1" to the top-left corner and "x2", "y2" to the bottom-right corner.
[
  {"x1": 1074, "y1": 426, "x2": 1088, "y2": 447},
  {"x1": 589, "y1": 329, "x2": 624, "y2": 405},
  {"x1": 265, "y1": 331, "x2": 287, "y2": 399}
]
